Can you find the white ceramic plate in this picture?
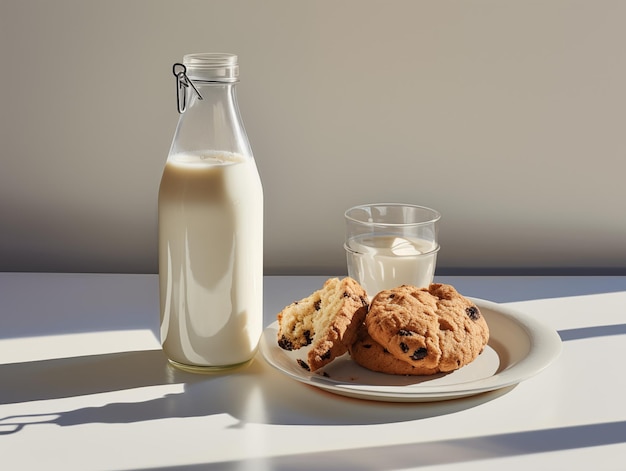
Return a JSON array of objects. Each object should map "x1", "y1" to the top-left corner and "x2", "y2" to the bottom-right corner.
[{"x1": 259, "y1": 298, "x2": 562, "y2": 402}]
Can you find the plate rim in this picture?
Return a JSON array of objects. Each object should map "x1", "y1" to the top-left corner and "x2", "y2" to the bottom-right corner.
[{"x1": 259, "y1": 297, "x2": 562, "y2": 402}]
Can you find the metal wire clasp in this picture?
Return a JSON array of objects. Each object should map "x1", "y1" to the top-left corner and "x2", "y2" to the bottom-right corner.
[{"x1": 173, "y1": 63, "x2": 202, "y2": 113}]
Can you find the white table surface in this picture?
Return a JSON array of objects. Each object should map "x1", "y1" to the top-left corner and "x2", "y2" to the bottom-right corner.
[{"x1": 1, "y1": 273, "x2": 625, "y2": 471}]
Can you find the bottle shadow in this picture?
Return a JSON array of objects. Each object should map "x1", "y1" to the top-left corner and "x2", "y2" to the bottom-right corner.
[{"x1": 0, "y1": 348, "x2": 512, "y2": 434}]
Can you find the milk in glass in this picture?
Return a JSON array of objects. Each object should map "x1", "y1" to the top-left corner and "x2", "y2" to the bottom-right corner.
[{"x1": 346, "y1": 234, "x2": 438, "y2": 297}]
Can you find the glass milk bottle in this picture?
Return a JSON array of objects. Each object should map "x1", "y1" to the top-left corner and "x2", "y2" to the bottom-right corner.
[{"x1": 158, "y1": 53, "x2": 263, "y2": 372}]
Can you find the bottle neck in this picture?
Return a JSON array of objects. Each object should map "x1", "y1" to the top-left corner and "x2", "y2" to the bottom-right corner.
[
  {"x1": 169, "y1": 80, "x2": 252, "y2": 158},
  {"x1": 188, "y1": 80, "x2": 237, "y2": 110},
  {"x1": 190, "y1": 80, "x2": 241, "y2": 123}
]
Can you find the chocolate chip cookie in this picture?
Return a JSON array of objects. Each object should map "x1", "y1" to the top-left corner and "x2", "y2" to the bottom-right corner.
[
  {"x1": 277, "y1": 277, "x2": 369, "y2": 371},
  {"x1": 349, "y1": 323, "x2": 440, "y2": 375},
  {"x1": 365, "y1": 283, "x2": 489, "y2": 373}
]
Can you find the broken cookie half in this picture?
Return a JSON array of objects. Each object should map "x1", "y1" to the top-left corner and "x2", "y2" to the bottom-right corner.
[{"x1": 276, "y1": 277, "x2": 369, "y2": 371}]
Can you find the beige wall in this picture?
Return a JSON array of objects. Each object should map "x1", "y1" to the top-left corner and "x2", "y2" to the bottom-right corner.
[{"x1": 1, "y1": 0, "x2": 625, "y2": 274}]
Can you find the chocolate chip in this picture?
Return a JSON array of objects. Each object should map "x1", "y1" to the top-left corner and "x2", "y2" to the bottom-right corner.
[
  {"x1": 297, "y1": 359, "x2": 310, "y2": 371},
  {"x1": 278, "y1": 335, "x2": 294, "y2": 350},
  {"x1": 389, "y1": 294, "x2": 395, "y2": 299},
  {"x1": 343, "y1": 291, "x2": 349, "y2": 297},
  {"x1": 398, "y1": 329, "x2": 413, "y2": 336},
  {"x1": 411, "y1": 348, "x2": 428, "y2": 360},
  {"x1": 304, "y1": 330, "x2": 312, "y2": 346},
  {"x1": 314, "y1": 300, "x2": 321, "y2": 311},
  {"x1": 360, "y1": 296, "x2": 369, "y2": 307},
  {"x1": 466, "y1": 306, "x2": 481, "y2": 320},
  {"x1": 321, "y1": 350, "x2": 332, "y2": 360},
  {"x1": 400, "y1": 342, "x2": 409, "y2": 353}
]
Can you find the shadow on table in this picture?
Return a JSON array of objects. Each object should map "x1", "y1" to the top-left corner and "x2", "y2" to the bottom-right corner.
[
  {"x1": 558, "y1": 323, "x2": 626, "y2": 341},
  {"x1": 2, "y1": 320, "x2": 624, "y2": 437},
  {"x1": 0, "y1": 348, "x2": 512, "y2": 434},
  {"x1": 436, "y1": 275, "x2": 626, "y2": 303},
  {"x1": 137, "y1": 419, "x2": 626, "y2": 470}
]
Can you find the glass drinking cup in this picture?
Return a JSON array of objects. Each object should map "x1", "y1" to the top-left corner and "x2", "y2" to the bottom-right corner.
[{"x1": 344, "y1": 203, "x2": 440, "y2": 298}]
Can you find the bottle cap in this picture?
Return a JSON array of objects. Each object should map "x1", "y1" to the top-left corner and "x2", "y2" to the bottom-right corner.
[{"x1": 183, "y1": 53, "x2": 239, "y2": 82}]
